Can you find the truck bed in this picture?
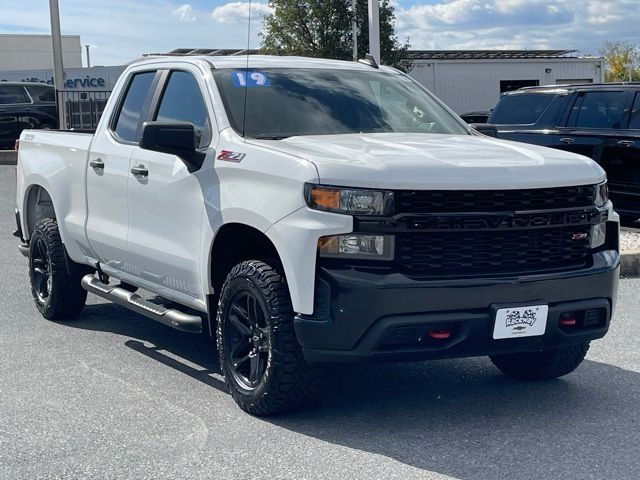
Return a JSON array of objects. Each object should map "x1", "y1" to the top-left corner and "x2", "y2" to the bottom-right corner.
[{"x1": 16, "y1": 129, "x2": 94, "y2": 263}]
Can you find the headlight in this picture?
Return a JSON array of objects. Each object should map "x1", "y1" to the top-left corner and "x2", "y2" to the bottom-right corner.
[
  {"x1": 305, "y1": 184, "x2": 394, "y2": 216},
  {"x1": 595, "y1": 182, "x2": 608, "y2": 207},
  {"x1": 318, "y1": 235, "x2": 394, "y2": 260}
]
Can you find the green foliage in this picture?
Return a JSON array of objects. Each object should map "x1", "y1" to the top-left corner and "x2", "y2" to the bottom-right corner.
[
  {"x1": 260, "y1": 0, "x2": 411, "y2": 71},
  {"x1": 600, "y1": 41, "x2": 640, "y2": 82}
]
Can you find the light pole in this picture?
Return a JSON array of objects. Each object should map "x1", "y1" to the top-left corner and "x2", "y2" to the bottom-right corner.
[
  {"x1": 49, "y1": 0, "x2": 66, "y2": 129},
  {"x1": 368, "y1": 0, "x2": 380, "y2": 64},
  {"x1": 623, "y1": 62, "x2": 633, "y2": 82},
  {"x1": 352, "y1": 0, "x2": 358, "y2": 61},
  {"x1": 85, "y1": 44, "x2": 91, "y2": 68}
]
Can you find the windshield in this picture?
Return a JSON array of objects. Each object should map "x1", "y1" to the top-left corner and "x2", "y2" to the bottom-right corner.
[{"x1": 212, "y1": 68, "x2": 468, "y2": 139}]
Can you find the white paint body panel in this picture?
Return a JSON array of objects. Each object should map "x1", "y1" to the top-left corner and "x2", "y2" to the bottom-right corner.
[
  {"x1": 252, "y1": 133, "x2": 606, "y2": 190},
  {"x1": 15, "y1": 55, "x2": 609, "y2": 316}
]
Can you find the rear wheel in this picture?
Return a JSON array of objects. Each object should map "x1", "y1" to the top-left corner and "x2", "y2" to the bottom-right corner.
[
  {"x1": 490, "y1": 343, "x2": 590, "y2": 380},
  {"x1": 29, "y1": 218, "x2": 89, "y2": 320},
  {"x1": 216, "y1": 260, "x2": 321, "y2": 416}
]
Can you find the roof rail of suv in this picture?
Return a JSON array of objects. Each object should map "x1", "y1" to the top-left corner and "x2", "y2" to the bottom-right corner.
[{"x1": 518, "y1": 82, "x2": 640, "y2": 92}]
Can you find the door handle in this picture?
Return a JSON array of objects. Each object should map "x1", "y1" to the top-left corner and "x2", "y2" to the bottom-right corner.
[
  {"x1": 89, "y1": 158, "x2": 104, "y2": 169},
  {"x1": 130, "y1": 164, "x2": 149, "y2": 177},
  {"x1": 559, "y1": 137, "x2": 575, "y2": 145},
  {"x1": 618, "y1": 140, "x2": 635, "y2": 147}
]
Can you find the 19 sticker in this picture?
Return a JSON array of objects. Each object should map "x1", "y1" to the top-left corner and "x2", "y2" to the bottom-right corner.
[{"x1": 231, "y1": 71, "x2": 271, "y2": 88}]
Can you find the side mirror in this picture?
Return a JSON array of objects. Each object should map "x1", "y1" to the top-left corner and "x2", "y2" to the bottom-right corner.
[
  {"x1": 470, "y1": 123, "x2": 499, "y2": 138},
  {"x1": 140, "y1": 121, "x2": 205, "y2": 172}
]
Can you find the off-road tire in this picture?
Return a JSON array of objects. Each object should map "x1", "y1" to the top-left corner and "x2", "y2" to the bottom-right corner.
[
  {"x1": 216, "y1": 260, "x2": 322, "y2": 416},
  {"x1": 490, "y1": 342, "x2": 590, "y2": 380},
  {"x1": 29, "y1": 218, "x2": 89, "y2": 320}
]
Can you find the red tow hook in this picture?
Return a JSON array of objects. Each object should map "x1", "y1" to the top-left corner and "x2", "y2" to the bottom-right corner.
[
  {"x1": 428, "y1": 329, "x2": 451, "y2": 340},
  {"x1": 559, "y1": 315, "x2": 577, "y2": 326}
]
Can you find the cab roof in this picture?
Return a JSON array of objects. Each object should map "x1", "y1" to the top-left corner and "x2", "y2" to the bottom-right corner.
[{"x1": 131, "y1": 54, "x2": 396, "y2": 73}]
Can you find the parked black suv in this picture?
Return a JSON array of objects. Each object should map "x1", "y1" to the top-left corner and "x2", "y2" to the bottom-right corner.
[
  {"x1": 460, "y1": 111, "x2": 490, "y2": 124},
  {"x1": 0, "y1": 82, "x2": 58, "y2": 149},
  {"x1": 488, "y1": 83, "x2": 640, "y2": 220}
]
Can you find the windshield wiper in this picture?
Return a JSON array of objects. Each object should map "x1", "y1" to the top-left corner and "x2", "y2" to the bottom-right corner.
[{"x1": 251, "y1": 135, "x2": 291, "y2": 140}]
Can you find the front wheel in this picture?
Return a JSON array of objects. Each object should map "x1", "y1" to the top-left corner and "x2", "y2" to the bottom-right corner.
[
  {"x1": 29, "y1": 218, "x2": 89, "y2": 320},
  {"x1": 490, "y1": 343, "x2": 590, "y2": 381},
  {"x1": 216, "y1": 260, "x2": 321, "y2": 416}
]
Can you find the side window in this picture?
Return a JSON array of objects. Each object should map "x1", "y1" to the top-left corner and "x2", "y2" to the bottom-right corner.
[
  {"x1": 488, "y1": 93, "x2": 555, "y2": 125},
  {"x1": 28, "y1": 85, "x2": 55, "y2": 102},
  {"x1": 0, "y1": 85, "x2": 30, "y2": 104},
  {"x1": 629, "y1": 93, "x2": 640, "y2": 130},
  {"x1": 155, "y1": 71, "x2": 211, "y2": 147},
  {"x1": 567, "y1": 91, "x2": 628, "y2": 129},
  {"x1": 113, "y1": 71, "x2": 156, "y2": 142}
]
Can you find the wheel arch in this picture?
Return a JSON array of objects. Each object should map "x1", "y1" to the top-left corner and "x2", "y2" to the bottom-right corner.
[
  {"x1": 206, "y1": 223, "x2": 285, "y2": 336},
  {"x1": 24, "y1": 184, "x2": 57, "y2": 240}
]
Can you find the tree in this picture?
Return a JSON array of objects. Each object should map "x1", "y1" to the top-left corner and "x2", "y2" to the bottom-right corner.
[
  {"x1": 260, "y1": 0, "x2": 411, "y2": 71},
  {"x1": 600, "y1": 40, "x2": 640, "y2": 82}
]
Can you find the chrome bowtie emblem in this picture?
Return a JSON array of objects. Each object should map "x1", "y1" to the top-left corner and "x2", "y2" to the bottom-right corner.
[{"x1": 572, "y1": 232, "x2": 588, "y2": 240}]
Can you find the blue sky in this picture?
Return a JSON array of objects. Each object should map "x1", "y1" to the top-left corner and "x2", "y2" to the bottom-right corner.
[{"x1": 1, "y1": 0, "x2": 639, "y2": 66}]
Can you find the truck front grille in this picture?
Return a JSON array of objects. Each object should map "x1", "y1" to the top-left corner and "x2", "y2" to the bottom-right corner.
[
  {"x1": 396, "y1": 226, "x2": 591, "y2": 277},
  {"x1": 396, "y1": 185, "x2": 596, "y2": 213}
]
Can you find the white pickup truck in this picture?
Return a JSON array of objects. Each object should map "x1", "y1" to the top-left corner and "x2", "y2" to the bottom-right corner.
[{"x1": 14, "y1": 55, "x2": 619, "y2": 415}]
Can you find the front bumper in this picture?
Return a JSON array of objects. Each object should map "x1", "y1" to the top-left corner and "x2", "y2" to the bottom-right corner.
[{"x1": 295, "y1": 250, "x2": 619, "y2": 364}]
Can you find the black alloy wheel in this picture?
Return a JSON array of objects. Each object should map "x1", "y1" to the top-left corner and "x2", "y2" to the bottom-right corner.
[
  {"x1": 223, "y1": 290, "x2": 271, "y2": 390},
  {"x1": 216, "y1": 260, "x2": 322, "y2": 415},
  {"x1": 28, "y1": 218, "x2": 89, "y2": 320},
  {"x1": 30, "y1": 236, "x2": 53, "y2": 305}
]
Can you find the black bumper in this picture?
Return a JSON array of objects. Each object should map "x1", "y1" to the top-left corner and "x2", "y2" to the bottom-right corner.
[{"x1": 295, "y1": 251, "x2": 619, "y2": 364}]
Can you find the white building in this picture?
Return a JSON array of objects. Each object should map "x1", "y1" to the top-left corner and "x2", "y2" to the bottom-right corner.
[
  {"x1": 0, "y1": 33, "x2": 82, "y2": 70},
  {"x1": 408, "y1": 50, "x2": 605, "y2": 114}
]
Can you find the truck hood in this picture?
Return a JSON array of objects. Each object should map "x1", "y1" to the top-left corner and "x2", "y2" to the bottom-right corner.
[{"x1": 250, "y1": 133, "x2": 606, "y2": 190}]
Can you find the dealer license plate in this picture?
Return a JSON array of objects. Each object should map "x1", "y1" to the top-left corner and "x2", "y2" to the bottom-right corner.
[{"x1": 493, "y1": 305, "x2": 549, "y2": 339}]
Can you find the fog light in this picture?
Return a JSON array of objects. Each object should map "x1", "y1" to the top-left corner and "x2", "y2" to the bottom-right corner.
[
  {"x1": 591, "y1": 223, "x2": 606, "y2": 248},
  {"x1": 318, "y1": 234, "x2": 394, "y2": 260}
]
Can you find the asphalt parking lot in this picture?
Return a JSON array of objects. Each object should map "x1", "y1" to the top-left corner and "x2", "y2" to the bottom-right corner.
[{"x1": 1, "y1": 165, "x2": 639, "y2": 480}]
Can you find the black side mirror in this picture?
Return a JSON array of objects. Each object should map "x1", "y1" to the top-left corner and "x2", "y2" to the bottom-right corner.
[
  {"x1": 470, "y1": 123, "x2": 499, "y2": 138},
  {"x1": 140, "y1": 121, "x2": 205, "y2": 172}
]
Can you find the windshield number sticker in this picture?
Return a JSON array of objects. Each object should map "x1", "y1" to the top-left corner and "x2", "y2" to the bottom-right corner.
[{"x1": 231, "y1": 71, "x2": 270, "y2": 88}]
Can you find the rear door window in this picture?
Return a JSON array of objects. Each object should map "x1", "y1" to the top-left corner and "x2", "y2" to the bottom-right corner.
[
  {"x1": 113, "y1": 71, "x2": 156, "y2": 142},
  {"x1": 628, "y1": 93, "x2": 640, "y2": 130},
  {"x1": 567, "y1": 91, "x2": 628, "y2": 129},
  {"x1": 488, "y1": 93, "x2": 555, "y2": 124},
  {"x1": 0, "y1": 85, "x2": 31, "y2": 104}
]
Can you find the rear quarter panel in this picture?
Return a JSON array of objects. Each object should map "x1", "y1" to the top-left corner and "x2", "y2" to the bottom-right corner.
[{"x1": 17, "y1": 130, "x2": 94, "y2": 263}]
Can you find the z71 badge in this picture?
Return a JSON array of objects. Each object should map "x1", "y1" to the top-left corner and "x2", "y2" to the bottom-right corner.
[{"x1": 217, "y1": 150, "x2": 246, "y2": 162}]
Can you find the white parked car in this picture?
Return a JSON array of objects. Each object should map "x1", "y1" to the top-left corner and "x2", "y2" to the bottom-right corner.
[{"x1": 14, "y1": 55, "x2": 619, "y2": 415}]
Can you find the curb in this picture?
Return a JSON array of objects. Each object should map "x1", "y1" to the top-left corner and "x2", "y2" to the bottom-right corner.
[
  {"x1": 620, "y1": 250, "x2": 640, "y2": 278},
  {"x1": 0, "y1": 150, "x2": 17, "y2": 166}
]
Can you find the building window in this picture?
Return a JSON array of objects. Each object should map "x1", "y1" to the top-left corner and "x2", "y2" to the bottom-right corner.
[
  {"x1": 499, "y1": 80, "x2": 539, "y2": 93},
  {"x1": 556, "y1": 79, "x2": 593, "y2": 85}
]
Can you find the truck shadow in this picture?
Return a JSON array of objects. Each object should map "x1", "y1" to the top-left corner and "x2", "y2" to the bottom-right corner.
[{"x1": 72, "y1": 303, "x2": 639, "y2": 480}]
